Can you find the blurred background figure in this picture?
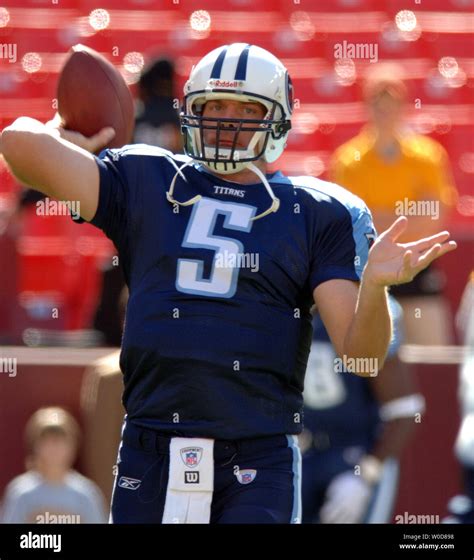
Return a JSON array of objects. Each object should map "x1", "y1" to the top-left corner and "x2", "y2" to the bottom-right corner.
[
  {"x1": 445, "y1": 272, "x2": 474, "y2": 523},
  {"x1": 133, "y1": 57, "x2": 182, "y2": 152},
  {"x1": 302, "y1": 299, "x2": 425, "y2": 523},
  {"x1": 92, "y1": 57, "x2": 181, "y2": 347},
  {"x1": 1, "y1": 407, "x2": 106, "y2": 523},
  {"x1": 329, "y1": 64, "x2": 459, "y2": 345},
  {"x1": 80, "y1": 352, "x2": 124, "y2": 505}
]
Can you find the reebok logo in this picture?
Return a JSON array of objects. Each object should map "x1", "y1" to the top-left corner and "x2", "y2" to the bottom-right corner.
[{"x1": 118, "y1": 476, "x2": 141, "y2": 490}]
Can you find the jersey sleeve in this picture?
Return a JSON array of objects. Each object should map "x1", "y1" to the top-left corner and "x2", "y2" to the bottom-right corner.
[
  {"x1": 309, "y1": 203, "x2": 376, "y2": 291},
  {"x1": 88, "y1": 148, "x2": 132, "y2": 248}
]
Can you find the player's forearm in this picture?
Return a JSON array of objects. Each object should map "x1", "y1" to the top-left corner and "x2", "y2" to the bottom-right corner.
[
  {"x1": 342, "y1": 274, "x2": 391, "y2": 376},
  {"x1": 1, "y1": 117, "x2": 61, "y2": 195},
  {"x1": 1, "y1": 117, "x2": 102, "y2": 222}
]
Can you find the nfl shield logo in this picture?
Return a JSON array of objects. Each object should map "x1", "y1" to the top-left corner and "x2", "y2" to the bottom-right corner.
[
  {"x1": 236, "y1": 469, "x2": 257, "y2": 485},
  {"x1": 180, "y1": 447, "x2": 203, "y2": 468}
]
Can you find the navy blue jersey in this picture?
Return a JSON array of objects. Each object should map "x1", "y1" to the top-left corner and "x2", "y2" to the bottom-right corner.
[{"x1": 87, "y1": 144, "x2": 375, "y2": 439}]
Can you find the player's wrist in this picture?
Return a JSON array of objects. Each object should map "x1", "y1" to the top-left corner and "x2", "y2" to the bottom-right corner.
[
  {"x1": 359, "y1": 454, "x2": 383, "y2": 485},
  {"x1": 362, "y1": 266, "x2": 389, "y2": 290}
]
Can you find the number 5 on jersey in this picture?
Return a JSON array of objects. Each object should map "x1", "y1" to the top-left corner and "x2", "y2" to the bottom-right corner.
[{"x1": 176, "y1": 197, "x2": 256, "y2": 298}]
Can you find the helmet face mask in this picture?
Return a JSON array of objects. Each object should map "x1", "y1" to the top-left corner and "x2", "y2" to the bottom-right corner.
[
  {"x1": 181, "y1": 95, "x2": 290, "y2": 174},
  {"x1": 180, "y1": 44, "x2": 293, "y2": 175}
]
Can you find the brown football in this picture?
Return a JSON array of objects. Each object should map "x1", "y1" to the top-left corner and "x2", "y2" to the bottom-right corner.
[{"x1": 57, "y1": 44, "x2": 134, "y2": 149}]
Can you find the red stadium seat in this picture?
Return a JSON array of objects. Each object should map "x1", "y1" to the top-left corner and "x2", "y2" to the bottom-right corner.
[{"x1": 14, "y1": 207, "x2": 111, "y2": 331}]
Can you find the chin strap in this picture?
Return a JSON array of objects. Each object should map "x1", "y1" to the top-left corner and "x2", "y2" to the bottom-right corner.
[
  {"x1": 246, "y1": 162, "x2": 280, "y2": 221},
  {"x1": 166, "y1": 160, "x2": 280, "y2": 221},
  {"x1": 166, "y1": 160, "x2": 202, "y2": 207}
]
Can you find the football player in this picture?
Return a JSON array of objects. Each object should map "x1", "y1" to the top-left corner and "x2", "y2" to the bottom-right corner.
[
  {"x1": 302, "y1": 299, "x2": 425, "y2": 523},
  {"x1": 0, "y1": 43, "x2": 456, "y2": 523}
]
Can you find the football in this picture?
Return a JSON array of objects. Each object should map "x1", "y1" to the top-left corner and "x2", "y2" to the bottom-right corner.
[{"x1": 57, "y1": 44, "x2": 134, "y2": 150}]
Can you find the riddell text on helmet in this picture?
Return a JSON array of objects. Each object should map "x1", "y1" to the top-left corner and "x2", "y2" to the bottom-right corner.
[{"x1": 208, "y1": 79, "x2": 245, "y2": 89}]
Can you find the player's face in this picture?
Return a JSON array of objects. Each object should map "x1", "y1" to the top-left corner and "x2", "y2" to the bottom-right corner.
[{"x1": 201, "y1": 99, "x2": 267, "y2": 150}]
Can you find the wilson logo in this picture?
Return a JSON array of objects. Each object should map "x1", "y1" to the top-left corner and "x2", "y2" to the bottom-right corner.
[{"x1": 184, "y1": 471, "x2": 200, "y2": 484}]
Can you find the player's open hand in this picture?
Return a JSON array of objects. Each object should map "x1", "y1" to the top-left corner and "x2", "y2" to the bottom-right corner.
[
  {"x1": 45, "y1": 113, "x2": 115, "y2": 154},
  {"x1": 364, "y1": 216, "x2": 457, "y2": 288}
]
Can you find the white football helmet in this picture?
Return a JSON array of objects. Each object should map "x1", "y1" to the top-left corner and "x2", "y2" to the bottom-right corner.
[{"x1": 180, "y1": 43, "x2": 293, "y2": 175}]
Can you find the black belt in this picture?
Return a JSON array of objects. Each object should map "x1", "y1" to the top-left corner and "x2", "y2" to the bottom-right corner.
[{"x1": 123, "y1": 421, "x2": 290, "y2": 464}]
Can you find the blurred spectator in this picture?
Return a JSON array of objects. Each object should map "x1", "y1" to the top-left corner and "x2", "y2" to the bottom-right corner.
[
  {"x1": 329, "y1": 64, "x2": 458, "y2": 345},
  {"x1": 1, "y1": 407, "x2": 106, "y2": 523},
  {"x1": 302, "y1": 299, "x2": 424, "y2": 523},
  {"x1": 80, "y1": 351, "x2": 124, "y2": 504},
  {"x1": 92, "y1": 57, "x2": 181, "y2": 346},
  {"x1": 134, "y1": 57, "x2": 182, "y2": 152}
]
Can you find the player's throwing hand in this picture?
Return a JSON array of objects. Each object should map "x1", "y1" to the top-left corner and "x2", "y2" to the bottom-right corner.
[{"x1": 45, "y1": 113, "x2": 115, "y2": 154}]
